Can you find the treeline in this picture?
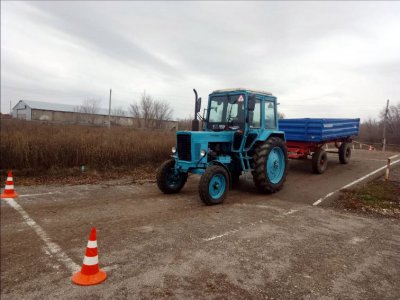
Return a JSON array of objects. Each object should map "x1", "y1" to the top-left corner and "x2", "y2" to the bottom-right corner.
[
  {"x1": 75, "y1": 92, "x2": 173, "y2": 129},
  {"x1": 358, "y1": 102, "x2": 400, "y2": 146}
]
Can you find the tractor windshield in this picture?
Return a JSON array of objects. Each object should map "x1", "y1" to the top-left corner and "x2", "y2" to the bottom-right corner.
[{"x1": 207, "y1": 94, "x2": 245, "y2": 131}]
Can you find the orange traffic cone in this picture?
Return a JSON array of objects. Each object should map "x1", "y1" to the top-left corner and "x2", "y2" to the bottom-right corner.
[
  {"x1": 1, "y1": 170, "x2": 18, "y2": 199},
  {"x1": 369, "y1": 145, "x2": 373, "y2": 151},
  {"x1": 71, "y1": 228, "x2": 107, "y2": 286}
]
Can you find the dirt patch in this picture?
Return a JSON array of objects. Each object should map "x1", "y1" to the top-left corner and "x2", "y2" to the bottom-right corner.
[
  {"x1": 333, "y1": 166, "x2": 400, "y2": 218},
  {"x1": 0, "y1": 165, "x2": 157, "y2": 186}
]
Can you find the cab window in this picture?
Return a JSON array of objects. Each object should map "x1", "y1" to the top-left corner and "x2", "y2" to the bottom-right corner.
[
  {"x1": 265, "y1": 101, "x2": 276, "y2": 129},
  {"x1": 250, "y1": 99, "x2": 261, "y2": 128}
]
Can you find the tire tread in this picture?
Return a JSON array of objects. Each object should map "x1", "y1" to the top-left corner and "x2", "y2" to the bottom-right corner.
[
  {"x1": 252, "y1": 137, "x2": 288, "y2": 193},
  {"x1": 156, "y1": 159, "x2": 187, "y2": 194},
  {"x1": 199, "y1": 165, "x2": 228, "y2": 205}
]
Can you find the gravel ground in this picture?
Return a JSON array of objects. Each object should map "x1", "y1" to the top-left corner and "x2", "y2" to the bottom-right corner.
[{"x1": 1, "y1": 149, "x2": 399, "y2": 299}]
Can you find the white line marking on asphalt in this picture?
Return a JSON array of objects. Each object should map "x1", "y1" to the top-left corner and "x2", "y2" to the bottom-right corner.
[
  {"x1": 359, "y1": 158, "x2": 389, "y2": 162},
  {"x1": 2, "y1": 198, "x2": 80, "y2": 273},
  {"x1": 103, "y1": 264, "x2": 119, "y2": 272},
  {"x1": 203, "y1": 229, "x2": 239, "y2": 241},
  {"x1": 313, "y1": 158, "x2": 400, "y2": 206},
  {"x1": 389, "y1": 154, "x2": 400, "y2": 160},
  {"x1": 19, "y1": 191, "x2": 60, "y2": 198},
  {"x1": 284, "y1": 209, "x2": 298, "y2": 215},
  {"x1": 203, "y1": 209, "x2": 299, "y2": 242},
  {"x1": 234, "y1": 203, "x2": 281, "y2": 211}
]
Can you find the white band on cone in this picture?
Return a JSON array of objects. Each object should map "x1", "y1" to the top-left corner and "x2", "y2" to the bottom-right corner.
[
  {"x1": 87, "y1": 240, "x2": 97, "y2": 248},
  {"x1": 5, "y1": 185, "x2": 14, "y2": 189},
  {"x1": 7, "y1": 177, "x2": 13, "y2": 181},
  {"x1": 83, "y1": 255, "x2": 98, "y2": 266}
]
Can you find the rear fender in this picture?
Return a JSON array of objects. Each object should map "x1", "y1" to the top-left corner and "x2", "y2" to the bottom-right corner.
[
  {"x1": 268, "y1": 133, "x2": 285, "y2": 142},
  {"x1": 258, "y1": 131, "x2": 286, "y2": 143}
]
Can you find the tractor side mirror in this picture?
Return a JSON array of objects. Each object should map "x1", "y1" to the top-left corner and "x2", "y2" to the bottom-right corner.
[
  {"x1": 248, "y1": 94, "x2": 256, "y2": 111},
  {"x1": 196, "y1": 97, "x2": 202, "y2": 114}
]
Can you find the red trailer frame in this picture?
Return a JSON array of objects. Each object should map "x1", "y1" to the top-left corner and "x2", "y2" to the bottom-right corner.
[{"x1": 285, "y1": 137, "x2": 353, "y2": 174}]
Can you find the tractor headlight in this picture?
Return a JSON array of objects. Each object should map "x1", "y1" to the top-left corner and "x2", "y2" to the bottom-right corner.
[
  {"x1": 200, "y1": 149, "x2": 206, "y2": 157},
  {"x1": 171, "y1": 146, "x2": 176, "y2": 154}
]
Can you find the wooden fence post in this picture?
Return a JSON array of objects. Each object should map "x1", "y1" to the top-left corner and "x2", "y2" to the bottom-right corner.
[{"x1": 385, "y1": 158, "x2": 391, "y2": 181}]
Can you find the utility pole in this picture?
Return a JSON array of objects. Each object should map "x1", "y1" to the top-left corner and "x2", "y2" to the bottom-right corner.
[
  {"x1": 108, "y1": 89, "x2": 112, "y2": 129},
  {"x1": 382, "y1": 99, "x2": 389, "y2": 152}
]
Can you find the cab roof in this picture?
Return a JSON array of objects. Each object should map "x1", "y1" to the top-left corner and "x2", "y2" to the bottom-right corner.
[{"x1": 211, "y1": 88, "x2": 273, "y2": 96}]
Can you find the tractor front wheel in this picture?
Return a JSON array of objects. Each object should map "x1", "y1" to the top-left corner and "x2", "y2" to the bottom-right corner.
[
  {"x1": 252, "y1": 137, "x2": 288, "y2": 193},
  {"x1": 199, "y1": 165, "x2": 229, "y2": 205},
  {"x1": 156, "y1": 159, "x2": 187, "y2": 194}
]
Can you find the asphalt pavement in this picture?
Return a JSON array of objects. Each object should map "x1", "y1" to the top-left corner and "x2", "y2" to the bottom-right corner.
[{"x1": 1, "y1": 149, "x2": 399, "y2": 299}]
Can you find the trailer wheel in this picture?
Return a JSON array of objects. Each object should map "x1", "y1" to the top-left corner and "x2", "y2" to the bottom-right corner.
[
  {"x1": 252, "y1": 137, "x2": 288, "y2": 193},
  {"x1": 339, "y1": 143, "x2": 351, "y2": 164},
  {"x1": 156, "y1": 159, "x2": 187, "y2": 194},
  {"x1": 312, "y1": 149, "x2": 328, "y2": 174},
  {"x1": 199, "y1": 165, "x2": 229, "y2": 205}
]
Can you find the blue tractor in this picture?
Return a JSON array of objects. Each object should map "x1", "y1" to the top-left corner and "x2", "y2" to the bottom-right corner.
[{"x1": 157, "y1": 88, "x2": 288, "y2": 205}]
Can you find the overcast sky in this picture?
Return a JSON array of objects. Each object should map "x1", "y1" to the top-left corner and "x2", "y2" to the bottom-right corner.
[{"x1": 1, "y1": 1, "x2": 399, "y2": 120}]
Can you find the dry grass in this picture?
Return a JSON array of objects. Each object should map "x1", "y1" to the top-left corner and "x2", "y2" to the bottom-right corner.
[
  {"x1": 0, "y1": 119, "x2": 175, "y2": 176},
  {"x1": 335, "y1": 167, "x2": 400, "y2": 218}
]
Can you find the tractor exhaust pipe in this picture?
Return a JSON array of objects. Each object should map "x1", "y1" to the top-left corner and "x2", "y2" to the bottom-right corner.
[{"x1": 192, "y1": 89, "x2": 201, "y2": 131}]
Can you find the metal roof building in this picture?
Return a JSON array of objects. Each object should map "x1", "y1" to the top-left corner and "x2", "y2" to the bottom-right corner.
[
  {"x1": 12, "y1": 100, "x2": 110, "y2": 120},
  {"x1": 11, "y1": 100, "x2": 177, "y2": 130}
]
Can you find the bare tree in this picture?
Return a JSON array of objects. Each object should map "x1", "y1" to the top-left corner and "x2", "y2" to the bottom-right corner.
[
  {"x1": 79, "y1": 98, "x2": 100, "y2": 114},
  {"x1": 381, "y1": 102, "x2": 400, "y2": 144},
  {"x1": 75, "y1": 98, "x2": 101, "y2": 124},
  {"x1": 359, "y1": 117, "x2": 381, "y2": 143},
  {"x1": 130, "y1": 92, "x2": 173, "y2": 129},
  {"x1": 358, "y1": 102, "x2": 400, "y2": 147},
  {"x1": 153, "y1": 101, "x2": 173, "y2": 129},
  {"x1": 129, "y1": 101, "x2": 141, "y2": 126},
  {"x1": 178, "y1": 118, "x2": 192, "y2": 131},
  {"x1": 112, "y1": 106, "x2": 127, "y2": 117}
]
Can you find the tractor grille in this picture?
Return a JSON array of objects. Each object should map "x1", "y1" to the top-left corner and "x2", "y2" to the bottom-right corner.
[{"x1": 177, "y1": 134, "x2": 191, "y2": 161}]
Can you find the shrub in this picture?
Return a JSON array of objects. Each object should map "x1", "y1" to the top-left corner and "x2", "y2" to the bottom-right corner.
[{"x1": 0, "y1": 119, "x2": 175, "y2": 173}]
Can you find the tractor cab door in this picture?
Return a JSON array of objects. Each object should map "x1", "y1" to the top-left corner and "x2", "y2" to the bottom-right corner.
[
  {"x1": 232, "y1": 94, "x2": 261, "y2": 152},
  {"x1": 231, "y1": 100, "x2": 246, "y2": 151},
  {"x1": 244, "y1": 98, "x2": 262, "y2": 150}
]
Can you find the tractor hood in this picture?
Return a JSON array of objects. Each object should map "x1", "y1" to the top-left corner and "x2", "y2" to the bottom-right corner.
[
  {"x1": 177, "y1": 130, "x2": 234, "y2": 143},
  {"x1": 175, "y1": 131, "x2": 234, "y2": 162}
]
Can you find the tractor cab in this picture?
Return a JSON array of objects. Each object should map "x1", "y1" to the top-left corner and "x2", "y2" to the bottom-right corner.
[
  {"x1": 204, "y1": 89, "x2": 280, "y2": 152},
  {"x1": 157, "y1": 88, "x2": 288, "y2": 206},
  {"x1": 206, "y1": 93, "x2": 246, "y2": 131},
  {"x1": 205, "y1": 88, "x2": 278, "y2": 131}
]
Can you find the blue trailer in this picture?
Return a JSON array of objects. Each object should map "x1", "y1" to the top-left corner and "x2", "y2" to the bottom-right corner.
[{"x1": 278, "y1": 118, "x2": 360, "y2": 173}]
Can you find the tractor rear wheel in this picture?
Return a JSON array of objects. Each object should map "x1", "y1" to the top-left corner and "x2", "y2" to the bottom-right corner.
[
  {"x1": 156, "y1": 159, "x2": 187, "y2": 194},
  {"x1": 312, "y1": 148, "x2": 328, "y2": 174},
  {"x1": 339, "y1": 142, "x2": 351, "y2": 164},
  {"x1": 199, "y1": 165, "x2": 229, "y2": 205},
  {"x1": 252, "y1": 137, "x2": 288, "y2": 193}
]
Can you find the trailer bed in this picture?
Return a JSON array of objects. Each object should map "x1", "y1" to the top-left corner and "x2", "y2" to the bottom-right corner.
[
  {"x1": 278, "y1": 118, "x2": 360, "y2": 174},
  {"x1": 278, "y1": 118, "x2": 360, "y2": 142}
]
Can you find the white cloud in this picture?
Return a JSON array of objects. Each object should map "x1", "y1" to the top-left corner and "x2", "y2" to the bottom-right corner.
[{"x1": 1, "y1": 1, "x2": 399, "y2": 121}]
